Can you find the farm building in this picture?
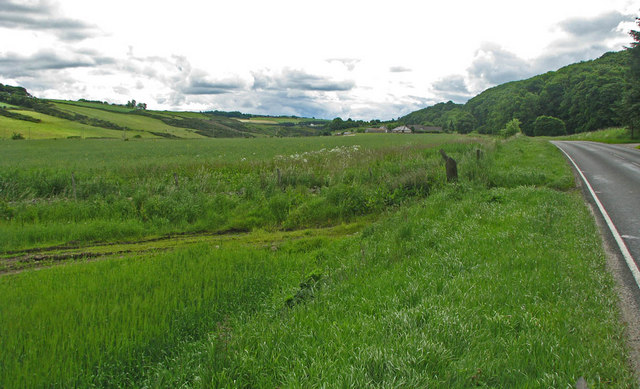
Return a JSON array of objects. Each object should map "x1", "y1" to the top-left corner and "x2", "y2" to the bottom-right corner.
[
  {"x1": 409, "y1": 125, "x2": 443, "y2": 133},
  {"x1": 391, "y1": 125, "x2": 412, "y2": 133},
  {"x1": 365, "y1": 127, "x2": 388, "y2": 133}
]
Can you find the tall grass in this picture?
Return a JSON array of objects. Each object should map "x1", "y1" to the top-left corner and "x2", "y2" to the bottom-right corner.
[
  {"x1": 558, "y1": 127, "x2": 639, "y2": 144},
  {"x1": 0, "y1": 137, "x2": 634, "y2": 387},
  {"x1": 0, "y1": 135, "x2": 479, "y2": 251},
  {"x1": 179, "y1": 185, "x2": 632, "y2": 387},
  {"x1": 0, "y1": 243, "x2": 321, "y2": 387}
]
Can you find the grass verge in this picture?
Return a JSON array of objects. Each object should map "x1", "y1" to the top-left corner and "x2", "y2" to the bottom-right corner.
[{"x1": 557, "y1": 127, "x2": 640, "y2": 144}]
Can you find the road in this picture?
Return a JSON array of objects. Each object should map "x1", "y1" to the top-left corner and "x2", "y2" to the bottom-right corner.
[{"x1": 552, "y1": 141, "x2": 640, "y2": 286}]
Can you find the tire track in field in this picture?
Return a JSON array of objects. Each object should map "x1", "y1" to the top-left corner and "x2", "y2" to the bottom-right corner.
[{"x1": 0, "y1": 223, "x2": 363, "y2": 275}]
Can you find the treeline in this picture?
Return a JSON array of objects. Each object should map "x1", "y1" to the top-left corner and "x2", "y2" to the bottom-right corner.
[
  {"x1": 327, "y1": 117, "x2": 373, "y2": 132},
  {"x1": 399, "y1": 101, "x2": 474, "y2": 133},
  {"x1": 0, "y1": 84, "x2": 30, "y2": 97},
  {"x1": 133, "y1": 111, "x2": 251, "y2": 138},
  {"x1": 0, "y1": 108, "x2": 41, "y2": 123},
  {"x1": 205, "y1": 110, "x2": 253, "y2": 119},
  {"x1": 399, "y1": 50, "x2": 630, "y2": 135}
]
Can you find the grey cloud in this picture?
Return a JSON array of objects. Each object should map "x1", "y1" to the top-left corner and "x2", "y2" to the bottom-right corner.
[
  {"x1": 113, "y1": 86, "x2": 130, "y2": 95},
  {"x1": 181, "y1": 77, "x2": 246, "y2": 95},
  {"x1": 254, "y1": 91, "x2": 332, "y2": 118},
  {"x1": 436, "y1": 11, "x2": 633, "y2": 100},
  {"x1": 0, "y1": 0, "x2": 99, "y2": 41},
  {"x1": 467, "y1": 43, "x2": 534, "y2": 87},
  {"x1": 433, "y1": 75, "x2": 469, "y2": 94},
  {"x1": 537, "y1": 11, "x2": 634, "y2": 70},
  {"x1": 389, "y1": 66, "x2": 412, "y2": 73},
  {"x1": 0, "y1": 49, "x2": 115, "y2": 78},
  {"x1": 535, "y1": 44, "x2": 610, "y2": 72},
  {"x1": 559, "y1": 11, "x2": 633, "y2": 38},
  {"x1": 195, "y1": 89, "x2": 334, "y2": 119},
  {"x1": 431, "y1": 75, "x2": 473, "y2": 103},
  {"x1": 253, "y1": 69, "x2": 355, "y2": 92}
]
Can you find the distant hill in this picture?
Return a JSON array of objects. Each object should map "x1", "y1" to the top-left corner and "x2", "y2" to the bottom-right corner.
[
  {"x1": 399, "y1": 50, "x2": 629, "y2": 135},
  {"x1": 0, "y1": 86, "x2": 329, "y2": 140}
]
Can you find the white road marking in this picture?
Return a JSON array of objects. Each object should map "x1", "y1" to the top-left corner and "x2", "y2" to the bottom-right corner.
[{"x1": 555, "y1": 143, "x2": 640, "y2": 290}]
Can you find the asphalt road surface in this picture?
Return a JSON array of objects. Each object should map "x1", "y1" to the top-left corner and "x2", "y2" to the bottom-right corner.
[{"x1": 552, "y1": 141, "x2": 640, "y2": 286}]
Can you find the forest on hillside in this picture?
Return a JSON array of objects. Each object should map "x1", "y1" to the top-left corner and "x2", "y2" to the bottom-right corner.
[{"x1": 400, "y1": 50, "x2": 630, "y2": 136}]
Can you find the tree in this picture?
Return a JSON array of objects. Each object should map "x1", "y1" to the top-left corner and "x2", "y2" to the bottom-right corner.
[
  {"x1": 455, "y1": 112, "x2": 476, "y2": 134},
  {"x1": 532, "y1": 115, "x2": 566, "y2": 136},
  {"x1": 500, "y1": 118, "x2": 521, "y2": 138},
  {"x1": 623, "y1": 17, "x2": 640, "y2": 139}
]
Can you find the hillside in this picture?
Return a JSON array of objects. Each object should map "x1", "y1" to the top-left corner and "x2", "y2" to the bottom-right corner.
[
  {"x1": 399, "y1": 50, "x2": 630, "y2": 135},
  {"x1": 0, "y1": 86, "x2": 329, "y2": 139}
]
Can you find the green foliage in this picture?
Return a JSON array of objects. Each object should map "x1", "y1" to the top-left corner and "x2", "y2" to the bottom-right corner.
[
  {"x1": 0, "y1": 92, "x2": 127, "y2": 132},
  {"x1": 400, "y1": 50, "x2": 629, "y2": 135},
  {"x1": 455, "y1": 111, "x2": 476, "y2": 133},
  {"x1": 0, "y1": 83, "x2": 30, "y2": 96},
  {"x1": 533, "y1": 115, "x2": 567, "y2": 136},
  {"x1": 10, "y1": 132, "x2": 24, "y2": 140},
  {"x1": 622, "y1": 18, "x2": 640, "y2": 139},
  {"x1": 328, "y1": 117, "x2": 368, "y2": 132},
  {"x1": 0, "y1": 108, "x2": 41, "y2": 123},
  {"x1": 559, "y1": 127, "x2": 638, "y2": 143},
  {"x1": 500, "y1": 118, "x2": 521, "y2": 138}
]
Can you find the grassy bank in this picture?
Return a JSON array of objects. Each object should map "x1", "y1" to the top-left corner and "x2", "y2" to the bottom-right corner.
[
  {"x1": 0, "y1": 136, "x2": 634, "y2": 387},
  {"x1": 558, "y1": 127, "x2": 639, "y2": 144}
]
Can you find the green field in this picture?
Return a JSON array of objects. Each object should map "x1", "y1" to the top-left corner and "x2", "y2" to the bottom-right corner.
[
  {"x1": 0, "y1": 95, "x2": 331, "y2": 140},
  {"x1": 0, "y1": 134, "x2": 465, "y2": 251},
  {"x1": 0, "y1": 110, "x2": 143, "y2": 139},
  {"x1": 0, "y1": 135, "x2": 635, "y2": 387},
  {"x1": 53, "y1": 102, "x2": 206, "y2": 138}
]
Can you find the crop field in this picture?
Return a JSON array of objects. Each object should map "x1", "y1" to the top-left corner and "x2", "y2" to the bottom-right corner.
[
  {"x1": 0, "y1": 134, "x2": 635, "y2": 387},
  {"x1": 52, "y1": 102, "x2": 205, "y2": 138},
  {"x1": 0, "y1": 110, "x2": 141, "y2": 139},
  {"x1": 48, "y1": 99, "x2": 135, "y2": 113}
]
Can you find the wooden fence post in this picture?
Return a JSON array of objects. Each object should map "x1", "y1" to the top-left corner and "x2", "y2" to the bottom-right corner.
[
  {"x1": 71, "y1": 172, "x2": 77, "y2": 200},
  {"x1": 173, "y1": 173, "x2": 179, "y2": 188},
  {"x1": 439, "y1": 149, "x2": 458, "y2": 182},
  {"x1": 276, "y1": 168, "x2": 282, "y2": 186}
]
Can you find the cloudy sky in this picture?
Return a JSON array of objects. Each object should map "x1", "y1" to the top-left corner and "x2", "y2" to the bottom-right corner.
[{"x1": 0, "y1": 0, "x2": 637, "y2": 119}]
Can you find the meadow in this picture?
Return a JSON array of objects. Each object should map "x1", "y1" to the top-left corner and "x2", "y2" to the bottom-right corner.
[
  {"x1": 0, "y1": 134, "x2": 464, "y2": 252},
  {"x1": 0, "y1": 134, "x2": 635, "y2": 387},
  {"x1": 0, "y1": 110, "x2": 137, "y2": 140}
]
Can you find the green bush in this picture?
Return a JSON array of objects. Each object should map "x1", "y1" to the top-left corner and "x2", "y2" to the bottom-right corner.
[
  {"x1": 500, "y1": 118, "x2": 521, "y2": 138},
  {"x1": 11, "y1": 132, "x2": 24, "y2": 140},
  {"x1": 533, "y1": 116, "x2": 566, "y2": 136}
]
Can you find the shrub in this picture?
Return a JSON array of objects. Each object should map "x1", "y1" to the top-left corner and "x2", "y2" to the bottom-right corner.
[
  {"x1": 533, "y1": 116, "x2": 566, "y2": 136},
  {"x1": 11, "y1": 132, "x2": 24, "y2": 140},
  {"x1": 500, "y1": 118, "x2": 521, "y2": 138}
]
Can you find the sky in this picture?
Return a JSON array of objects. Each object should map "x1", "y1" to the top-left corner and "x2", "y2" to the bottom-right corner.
[{"x1": 0, "y1": 0, "x2": 638, "y2": 120}]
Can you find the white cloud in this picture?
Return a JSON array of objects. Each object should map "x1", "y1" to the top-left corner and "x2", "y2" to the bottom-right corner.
[{"x1": 0, "y1": 0, "x2": 636, "y2": 119}]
